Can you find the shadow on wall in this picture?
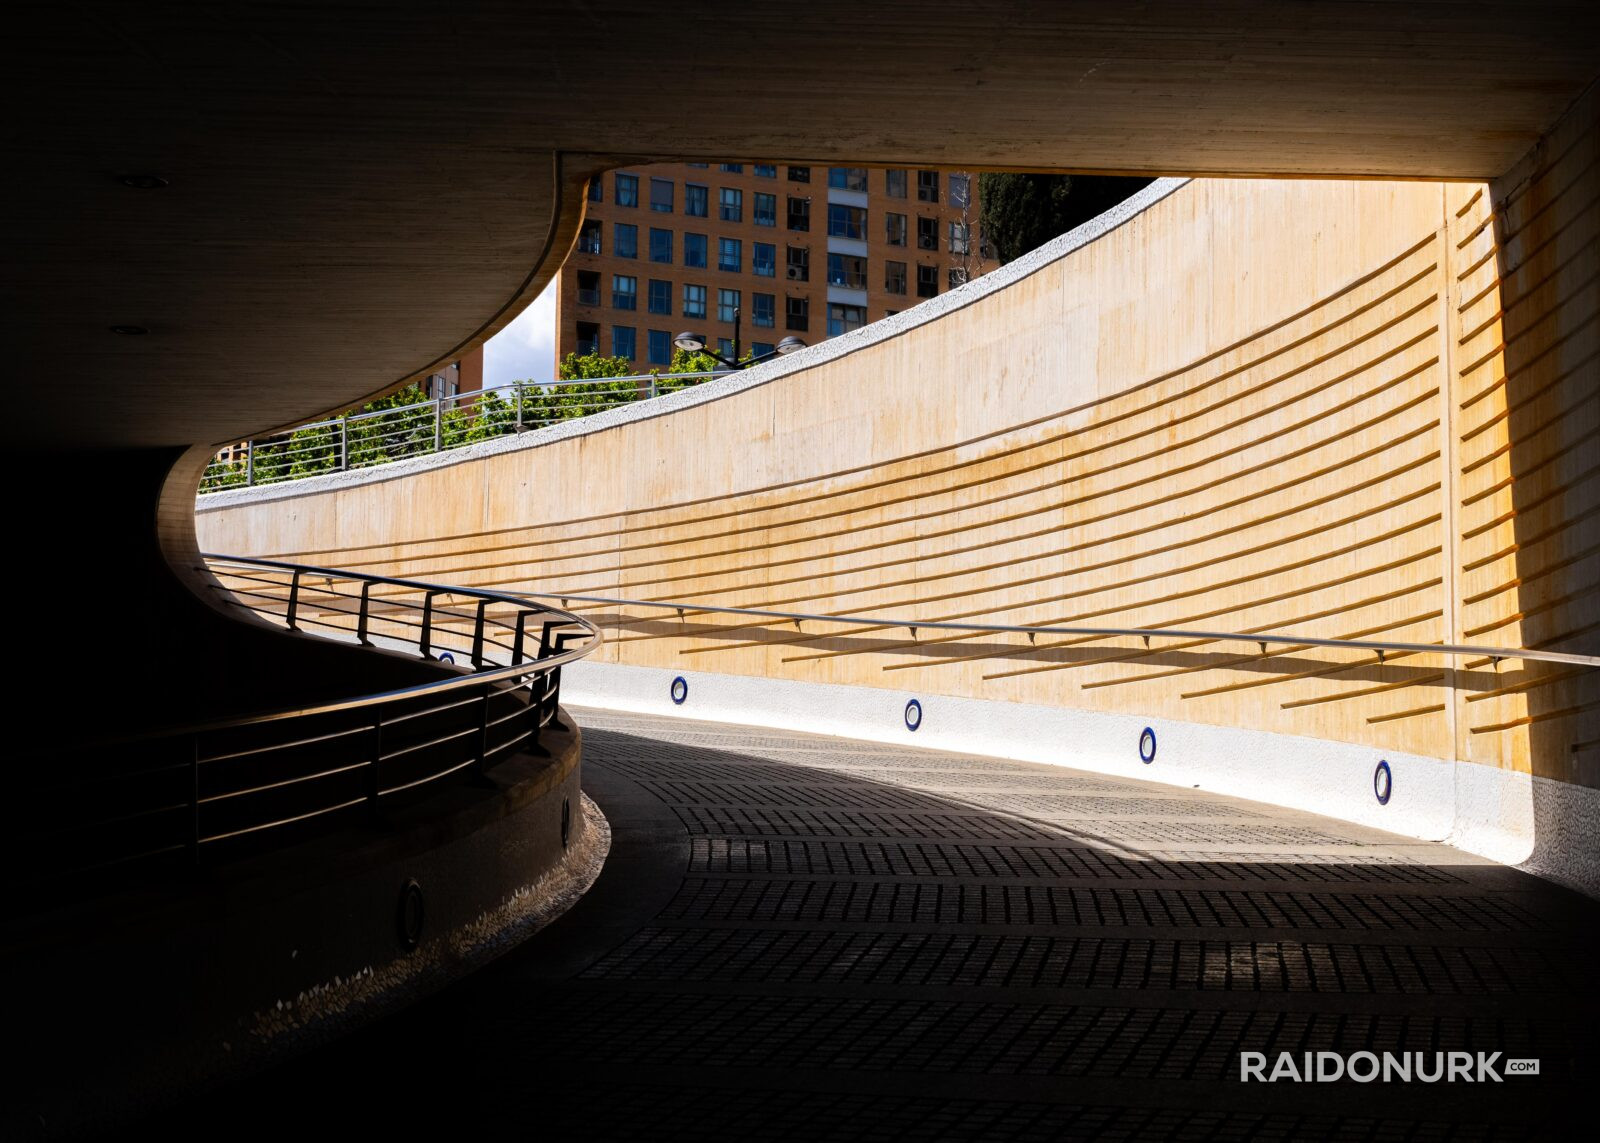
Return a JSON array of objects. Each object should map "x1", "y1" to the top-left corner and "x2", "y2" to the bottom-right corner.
[
  {"x1": 1488, "y1": 92, "x2": 1599, "y2": 882},
  {"x1": 583, "y1": 612, "x2": 1519, "y2": 691}
]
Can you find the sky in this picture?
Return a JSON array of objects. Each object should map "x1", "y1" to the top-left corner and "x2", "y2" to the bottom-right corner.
[{"x1": 483, "y1": 280, "x2": 557, "y2": 388}]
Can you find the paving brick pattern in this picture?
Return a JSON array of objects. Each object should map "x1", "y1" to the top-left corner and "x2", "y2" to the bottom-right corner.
[{"x1": 151, "y1": 710, "x2": 1600, "y2": 1141}]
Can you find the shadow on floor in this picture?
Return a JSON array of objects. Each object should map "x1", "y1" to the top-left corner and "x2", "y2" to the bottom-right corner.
[{"x1": 118, "y1": 714, "x2": 1599, "y2": 1141}]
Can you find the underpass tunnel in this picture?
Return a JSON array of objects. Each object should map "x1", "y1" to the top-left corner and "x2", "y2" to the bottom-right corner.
[{"x1": 4, "y1": 3, "x2": 1597, "y2": 1133}]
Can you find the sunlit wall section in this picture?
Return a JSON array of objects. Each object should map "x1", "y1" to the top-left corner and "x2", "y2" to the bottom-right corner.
[{"x1": 1452, "y1": 83, "x2": 1598, "y2": 785}]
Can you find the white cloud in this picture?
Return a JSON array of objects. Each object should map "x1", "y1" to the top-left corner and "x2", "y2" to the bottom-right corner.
[{"x1": 483, "y1": 280, "x2": 557, "y2": 389}]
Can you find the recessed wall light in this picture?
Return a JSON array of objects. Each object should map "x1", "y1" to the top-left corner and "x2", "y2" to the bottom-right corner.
[
  {"x1": 118, "y1": 174, "x2": 168, "y2": 189},
  {"x1": 109, "y1": 325, "x2": 150, "y2": 335}
]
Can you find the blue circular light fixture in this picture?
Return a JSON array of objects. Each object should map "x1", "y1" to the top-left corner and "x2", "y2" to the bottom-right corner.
[
  {"x1": 670, "y1": 675, "x2": 689, "y2": 705},
  {"x1": 904, "y1": 698, "x2": 923, "y2": 731},
  {"x1": 1139, "y1": 726, "x2": 1157, "y2": 764},
  {"x1": 437, "y1": 651, "x2": 455, "y2": 664},
  {"x1": 1373, "y1": 759, "x2": 1393, "y2": 805}
]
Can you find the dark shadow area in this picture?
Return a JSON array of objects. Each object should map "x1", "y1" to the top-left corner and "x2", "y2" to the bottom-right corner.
[{"x1": 114, "y1": 715, "x2": 1600, "y2": 1142}]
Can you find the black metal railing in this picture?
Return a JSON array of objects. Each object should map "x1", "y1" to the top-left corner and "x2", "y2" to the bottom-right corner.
[{"x1": 17, "y1": 557, "x2": 600, "y2": 893}]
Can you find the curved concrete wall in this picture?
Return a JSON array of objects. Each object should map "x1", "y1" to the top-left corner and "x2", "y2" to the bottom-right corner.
[{"x1": 199, "y1": 91, "x2": 1597, "y2": 892}]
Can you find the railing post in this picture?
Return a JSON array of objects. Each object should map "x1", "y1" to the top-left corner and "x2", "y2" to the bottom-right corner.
[
  {"x1": 475, "y1": 683, "x2": 491, "y2": 776},
  {"x1": 471, "y1": 599, "x2": 488, "y2": 668},
  {"x1": 356, "y1": 580, "x2": 372, "y2": 645},
  {"x1": 419, "y1": 590, "x2": 437, "y2": 658},
  {"x1": 512, "y1": 610, "x2": 532, "y2": 666},
  {"x1": 285, "y1": 569, "x2": 301, "y2": 629},
  {"x1": 339, "y1": 413, "x2": 349, "y2": 471},
  {"x1": 369, "y1": 713, "x2": 383, "y2": 815},
  {"x1": 245, "y1": 440, "x2": 255, "y2": 487},
  {"x1": 515, "y1": 380, "x2": 524, "y2": 433},
  {"x1": 434, "y1": 394, "x2": 443, "y2": 453},
  {"x1": 544, "y1": 630, "x2": 578, "y2": 732},
  {"x1": 190, "y1": 734, "x2": 202, "y2": 867},
  {"x1": 648, "y1": 374, "x2": 657, "y2": 400}
]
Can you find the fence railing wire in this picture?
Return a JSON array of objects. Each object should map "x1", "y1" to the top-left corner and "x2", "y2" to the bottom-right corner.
[{"x1": 200, "y1": 372, "x2": 722, "y2": 493}]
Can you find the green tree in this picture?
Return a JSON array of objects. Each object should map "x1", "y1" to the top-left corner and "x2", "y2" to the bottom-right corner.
[{"x1": 978, "y1": 174, "x2": 1154, "y2": 264}]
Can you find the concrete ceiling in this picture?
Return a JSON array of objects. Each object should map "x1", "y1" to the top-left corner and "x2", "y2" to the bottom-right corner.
[{"x1": 7, "y1": 2, "x2": 1597, "y2": 448}]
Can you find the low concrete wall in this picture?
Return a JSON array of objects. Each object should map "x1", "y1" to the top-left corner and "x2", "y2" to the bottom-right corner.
[
  {"x1": 4, "y1": 719, "x2": 602, "y2": 1135},
  {"x1": 567, "y1": 660, "x2": 1596, "y2": 898}
]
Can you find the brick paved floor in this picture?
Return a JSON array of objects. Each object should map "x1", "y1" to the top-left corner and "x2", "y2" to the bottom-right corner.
[{"x1": 145, "y1": 709, "x2": 1599, "y2": 1140}]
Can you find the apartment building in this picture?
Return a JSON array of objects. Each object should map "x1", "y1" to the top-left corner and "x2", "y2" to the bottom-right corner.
[{"x1": 556, "y1": 163, "x2": 991, "y2": 368}]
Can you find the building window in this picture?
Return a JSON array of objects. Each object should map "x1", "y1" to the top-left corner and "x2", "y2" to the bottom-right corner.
[
  {"x1": 917, "y1": 215, "x2": 937, "y2": 251},
  {"x1": 753, "y1": 242, "x2": 776, "y2": 277},
  {"x1": 718, "y1": 236, "x2": 742, "y2": 272},
  {"x1": 885, "y1": 212, "x2": 907, "y2": 247},
  {"x1": 647, "y1": 328, "x2": 671, "y2": 366},
  {"x1": 611, "y1": 274, "x2": 637, "y2": 310},
  {"x1": 686, "y1": 162, "x2": 708, "y2": 168},
  {"x1": 917, "y1": 170, "x2": 939, "y2": 203},
  {"x1": 648, "y1": 278, "x2": 672, "y2": 315},
  {"x1": 788, "y1": 166, "x2": 810, "y2": 183},
  {"x1": 949, "y1": 267, "x2": 970, "y2": 289},
  {"x1": 827, "y1": 253, "x2": 867, "y2": 289},
  {"x1": 718, "y1": 288, "x2": 740, "y2": 322},
  {"x1": 752, "y1": 292, "x2": 776, "y2": 328},
  {"x1": 917, "y1": 263, "x2": 938, "y2": 298},
  {"x1": 720, "y1": 163, "x2": 743, "y2": 174},
  {"x1": 786, "y1": 245, "x2": 809, "y2": 281},
  {"x1": 587, "y1": 179, "x2": 602, "y2": 203},
  {"x1": 787, "y1": 196, "x2": 810, "y2": 231},
  {"x1": 828, "y1": 167, "x2": 868, "y2": 191},
  {"x1": 576, "y1": 321, "x2": 599, "y2": 356},
  {"x1": 786, "y1": 295, "x2": 809, "y2": 331},
  {"x1": 615, "y1": 173, "x2": 639, "y2": 207},
  {"x1": 685, "y1": 183, "x2": 708, "y2": 217},
  {"x1": 718, "y1": 337, "x2": 736, "y2": 358},
  {"x1": 578, "y1": 220, "x2": 602, "y2": 254},
  {"x1": 719, "y1": 187, "x2": 743, "y2": 222},
  {"x1": 612, "y1": 325, "x2": 636, "y2": 358},
  {"x1": 576, "y1": 269, "x2": 601, "y2": 306},
  {"x1": 827, "y1": 204, "x2": 866, "y2": 240},
  {"x1": 751, "y1": 341, "x2": 774, "y2": 357},
  {"x1": 684, "y1": 233, "x2": 707, "y2": 268},
  {"x1": 949, "y1": 173, "x2": 971, "y2": 208},
  {"x1": 649, "y1": 227, "x2": 673, "y2": 263},
  {"x1": 754, "y1": 164, "x2": 777, "y2": 178},
  {"x1": 884, "y1": 261, "x2": 907, "y2": 295},
  {"x1": 613, "y1": 222, "x2": 638, "y2": 258},
  {"x1": 948, "y1": 221, "x2": 970, "y2": 255},
  {"x1": 827, "y1": 303, "x2": 867, "y2": 336},
  {"x1": 683, "y1": 284, "x2": 707, "y2": 318},
  {"x1": 650, "y1": 178, "x2": 674, "y2": 213},
  {"x1": 885, "y1": 170, "x2": 907, "y2": 199},
  {"x1": 753, "y1": 191, "x2": 777, "y2": 227}
]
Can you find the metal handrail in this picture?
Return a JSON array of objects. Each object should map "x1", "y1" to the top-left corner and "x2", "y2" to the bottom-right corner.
[
  {"x1": 91, "y1": 556, "x2": 603, "y2": 744},
  {"x1": 506, "y1": 589, "x2": 1599, "y2": 669},
  {"x1": 18, "y1": 557, "x2": 601, "y2": 889},
  {"x1": 198, "y1": 372, "x2": 726, "y2": 494}
]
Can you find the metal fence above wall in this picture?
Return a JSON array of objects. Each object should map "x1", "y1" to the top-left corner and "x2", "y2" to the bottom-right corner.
[{"x1": 199, "y1": 372, "x2": 722, "y2": 493}]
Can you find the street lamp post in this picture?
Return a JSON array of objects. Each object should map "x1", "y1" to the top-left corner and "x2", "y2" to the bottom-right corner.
[{"x1": 674, "y1": 312, "x2": 807, "y2": 370}]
